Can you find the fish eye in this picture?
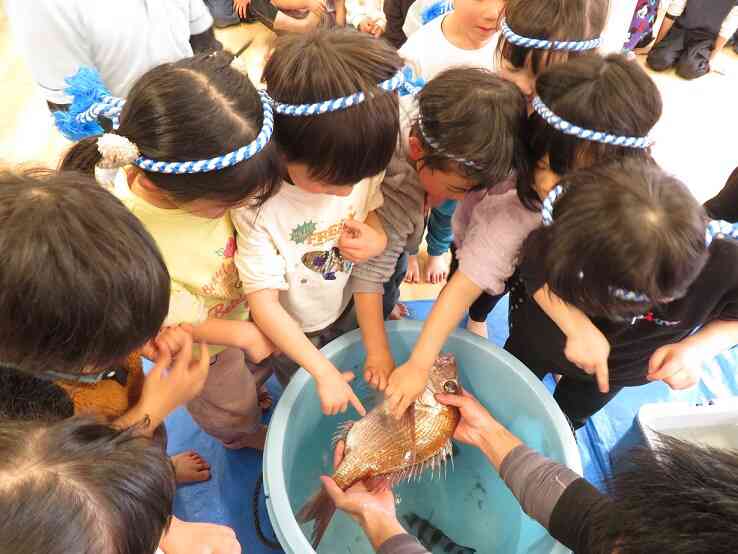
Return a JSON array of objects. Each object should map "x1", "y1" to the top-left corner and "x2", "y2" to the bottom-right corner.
[{"x1": 443, "y1": 380, "x2": 459, "y2": 394}]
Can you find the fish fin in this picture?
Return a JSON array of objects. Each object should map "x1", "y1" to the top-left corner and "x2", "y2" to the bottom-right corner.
[
  {"x1": 296, "y1": 486, "x2": 337, "y2": 549},
  {"x1": 331, "y1": 420, "x2": 355, "y2": 448}
]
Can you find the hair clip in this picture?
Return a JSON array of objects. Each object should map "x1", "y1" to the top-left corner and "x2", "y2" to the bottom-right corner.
[
  {"x1": 500, "y1": 18, "x2": 601, "y2": 51},
  {"x1": 97, "y1": 133, "x2": 140, "y2": 169},
  {"x1": 267, "y1": 66, "x2": 425, "y2": 116},
  {"x1": 532, "y1": 96, "x2": 653, "y2": 149},
  {"x1": 417, "y1": 115, "x2": 484, "y2": 170},
  {"x1": 705, "y1": 219, "x2": 738, "y2": 247}
]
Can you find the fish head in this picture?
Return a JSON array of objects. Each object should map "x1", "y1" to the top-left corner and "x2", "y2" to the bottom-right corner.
[{"x1": 426, "y1": 353, "x2": 460, "y2": 397}]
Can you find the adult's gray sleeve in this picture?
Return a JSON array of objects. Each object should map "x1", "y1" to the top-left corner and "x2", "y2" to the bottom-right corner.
[
  {"x1": 377, "y1": 534, "x2": 429, "y2": 554},
  {"x1": 499, "y1": 445, "x2": 582, "y2": 530}
]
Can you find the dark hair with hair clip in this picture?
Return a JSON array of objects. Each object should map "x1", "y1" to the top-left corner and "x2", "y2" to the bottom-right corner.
[
  {"x1": 263, "y1": 28, "x2": 403, "y2": 186},
  {"x1": 531, "y1": 53, "x2": 662, "y2": 178},
  {"x1": 524, "y1": 159, "x2": 708, "y2": 320},
  {"x1": 588, "y1": 434, "x2": 738, "y2": 554},
  {"x1": 0, "y1": 417, "x2": 175, "y2": 554},
  {"x1": 61, "y1": 51, "x2": 283, "y2": 208},
  {"x1": 0, "y1": 169, "x2": 170, "y2": 375},
  {"x1": 497, "y1": 0, "x2": 610, "y2": 75},
  {"x1": 411, "y1": 67, "x2": 536, "y2": 208}
]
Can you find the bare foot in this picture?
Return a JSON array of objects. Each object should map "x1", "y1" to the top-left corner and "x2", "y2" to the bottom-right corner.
[
  {"x1": 222, "y1": 424, "x2": 268, "y2": 450},
  {"x1": 425, "y1": 254, "x2": 449, "y2": 284},
  {"x1": 388, "y1": 303, "x2": 410, "y2": 320},
  {"x1": 404, "y1": 255, "x2": 420, "y2": 283},
  {"x1": 466, "y1": 318, "x2": 488, "y2": 338},
  {"x1": 258, "y1": 385, "x2": 273, "y2": 410},
  {"x1": 172, "y1": 451, "x2": 211, "y2": 484}
]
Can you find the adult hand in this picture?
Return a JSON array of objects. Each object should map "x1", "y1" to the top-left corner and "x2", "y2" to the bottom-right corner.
[
  {"x1": 435, "y1": 388, "x2": 499, "y2": 448},
  {"x1": 160, "y1": 516, "x2": 241, "y2": 554},
  {"x1": 648, "y1": 342, "x2": 703, "y2": 390}
]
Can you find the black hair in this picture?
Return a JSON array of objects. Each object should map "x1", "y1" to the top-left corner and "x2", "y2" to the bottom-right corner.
[
  {"x1": 589, "y1": 434, "x2": 738, "y2": 554},
  {"x1": 0, "y1": 417, "x2": 175, "y2": 554},
  {"x1": 61, "y1": 51, "x2": 283, "y2": 208},
  {"x1": 497, "y1": 0, "x2": 610, "y2": 75},
  {"x1": 263, "y1": 27, "x2": 403, "y2": 186},
  {"x1": 0, "y1": 366, "x2": 74, "y2": 421},
  {"x1": 531, "y1": 53, "x2": 662, "y2": 177},
  {"x1": 412, "y1": 67, "x2": 535, "y2": 208},
  {"x1": 524, "y1": 160, "x2": 708, "y2": 320},
  {"x1": 0, "y1": 169, "x2": 170, "y2": 375}
]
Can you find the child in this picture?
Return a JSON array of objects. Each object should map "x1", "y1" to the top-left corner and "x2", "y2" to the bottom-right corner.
[
  {"x1": 206, "y1": 0, "x2": 325, "y2": 33},
  {"x1": 386, "y1": 53, "x2": 662, "y2": 418},
  {"x1": 347, "y1": 0, "x2": 386, "y2": 36},
  {"x1": 233, "y1": 29, "x2": 414, "y2": 416},
  {"x1": 7, "y1": 0, "x2": 220, "y2": 112},
  {"x1": 0, "y1": 417, "x2": 240, "y2": 554},
  {"x1": 624, "y1": 0, "x2": 661, "y2": 51},
  {"x1": 646, "y1": 0, "x2": 738, "y2": 79},
  {"x1": 398, "y1": 0, "x2": 504, "y2": 297},
  {"x1": 507, "y1": 160, "x2": 738, "y2": 428},
  {"x1": 350, "y1": 67, "x2": 530, "y2": 391},
  {"x1": 60, "y1": 51, "x2": 283, "y2": 450}
]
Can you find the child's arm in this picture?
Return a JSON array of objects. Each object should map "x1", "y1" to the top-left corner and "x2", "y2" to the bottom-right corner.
[
  {"x1": 533, "y1": 284, "x2": 611, "y2": 393},
  {"x1": 648, "y1": 320, "x2": 738, "y2": 389},
  {"x1": 248, "y1": 288, "x2": 366, "y2": 416},
  {"x1": 273, "y1": 0, "x2": 326, "y2": 13},
  {"x1": 184, "y1": 318, "x2": 276, "y2": 363},
  {"x1": 117, "y1": 327, "x2": 209, "y2": 435},
  {"x1": 339, "y1": 211, "x2": 388, "y2": 263},
  {"x1": 354, "y1": 292, "x2": 394, "y2": 390},
  {"x1": 386, "y1": 271, "x2": 482, "y2": 418},
  {"x1": 334, "y1": 0, "x2": 347, "y2": 26}
]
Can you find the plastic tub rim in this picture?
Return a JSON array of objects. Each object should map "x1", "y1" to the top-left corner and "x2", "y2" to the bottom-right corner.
[{"x1": 264, "y1": 320, "x2": 582, "y2": 553}]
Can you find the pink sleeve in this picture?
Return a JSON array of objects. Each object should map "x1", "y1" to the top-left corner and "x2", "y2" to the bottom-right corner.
[{"x1": 455, "y1": 192, "x2": 540, "y2": 295}]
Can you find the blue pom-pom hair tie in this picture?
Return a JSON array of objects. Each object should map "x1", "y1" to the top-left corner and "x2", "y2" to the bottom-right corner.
[
  {"x1": 532, "y1": 96, "x2": 654, "y2": 149},
  {"x1": 500, "y1": 18, "x2": 602, "y2": 52},
  {"x1": 267, "y1": 66, "x2": 425, "y2": 117},
  {"x1": 55, "y1": 67, "x2": 275, "y2": 174},
  {"x1": 417, "y1": 114, "x2": 484, "y2": 170}
]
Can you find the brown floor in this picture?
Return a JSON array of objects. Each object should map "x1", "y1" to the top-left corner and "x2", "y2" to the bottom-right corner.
[{"x1": 1, "y1": 7, "x2": 737, "y2": 301}]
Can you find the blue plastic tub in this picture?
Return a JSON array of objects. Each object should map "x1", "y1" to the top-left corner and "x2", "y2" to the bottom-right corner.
[{"x1": 264, "y1": 321, "x2": 581, "y2": 553}]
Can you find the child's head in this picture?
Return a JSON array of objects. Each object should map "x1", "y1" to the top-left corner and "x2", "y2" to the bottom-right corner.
[
  {"x1": 529, "y1": 159, "x2": 708, "y2": 320},
  {"x1": 61, "y1": 51, "x2": 282, "y2": 216},
  {"x1": 497, "y1": 0, "x2": 610, "y2": 100},
  {"x1": 0, "y1": 366, "x2": 74, "y2": 421},
  {"x1": 0, "y1": 169, "x2": 170, "y2": 376},
  {"x1": 530, "y1": 53, "x2": 661, "y2": 199},
  {"x1": 407, "y1": 67, "x2": 533, "y2": 205},
  {"x1": 263, "y1": 28, "x2": 404, "y2": 195},
  {"x1": 449, "y1": 0, "x2": 505, "y2": 45},
  {"x1": 0, "y1": 417, "x2": 175, "y2": 554}
]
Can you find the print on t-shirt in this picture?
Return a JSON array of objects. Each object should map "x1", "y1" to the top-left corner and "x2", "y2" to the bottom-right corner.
[{"x1": 290, "y1": 215, "x2": 355, "y2": 281}]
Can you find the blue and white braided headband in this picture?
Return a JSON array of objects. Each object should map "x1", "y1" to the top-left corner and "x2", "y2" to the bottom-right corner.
[
  {"x1": 500, "y1": 18, "x2": 601, "y2": 51},
  {"x1": 542, "y1": 188, "x2": 738, "y2": 303},
  {"x1": 417, "y1": 115, "x2": 483, "y2": 170},
  {"x1": 268, "y1": 66, "x2": 424, "y2": 116},
  {"x1": 532, "y1": 96, "x2": 654, "y2": 149}
]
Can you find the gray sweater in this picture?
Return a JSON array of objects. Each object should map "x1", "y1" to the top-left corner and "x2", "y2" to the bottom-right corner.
[{"x1": 349, "y1": 152, "x2": 426, "y2": 294}]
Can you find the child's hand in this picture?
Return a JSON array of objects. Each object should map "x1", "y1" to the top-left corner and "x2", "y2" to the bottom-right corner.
[
  {"x1": 233, "y1": 0, "x2": 251, "y2": 18},
  {"x1": 358, "y1": 18, "x2": 384, "y2": 37},
  {"x1": 364, "y1": 349, "x2": 395, "y2": 391},
  {"x1": 338, "y1": 219, "x2": 387, "y2": 263},
  {"x1": 564, "y1": 327, "x2": 611, "y2": 393},
  {"x1": 307, "y1": 0, "x2": 327, "y2": 14},
  {"x1": 140, "y1": 328, "x2": 210, "y2": 423},
  {"x1": 385, "y1": 360, "x2": 429, "y2": 419},
  {"x1": 316, "y1": 369, "x2": 367, "y2": 416},
  {"x1": 647, "y1": 342, "x2": 703, "y2": 390}
]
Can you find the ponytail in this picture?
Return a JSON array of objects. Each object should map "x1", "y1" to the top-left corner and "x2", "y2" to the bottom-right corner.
[{"x1": 60, "y1": 137, "x2": 102, "y2": 174}]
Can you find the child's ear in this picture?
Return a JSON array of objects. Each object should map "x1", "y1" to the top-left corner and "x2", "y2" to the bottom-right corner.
[{"x1": 407, "y1": 135, "x2": 426, "y2": 162}]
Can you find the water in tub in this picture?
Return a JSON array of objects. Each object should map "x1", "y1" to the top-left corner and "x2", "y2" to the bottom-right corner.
[{"x1": 286, "y1": 361, "x2": 557, "y2": 553}]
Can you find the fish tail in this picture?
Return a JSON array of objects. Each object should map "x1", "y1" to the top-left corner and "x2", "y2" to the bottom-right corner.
[{"x1": 296, "y1": 487, "x2": 337, "y2": 549}]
